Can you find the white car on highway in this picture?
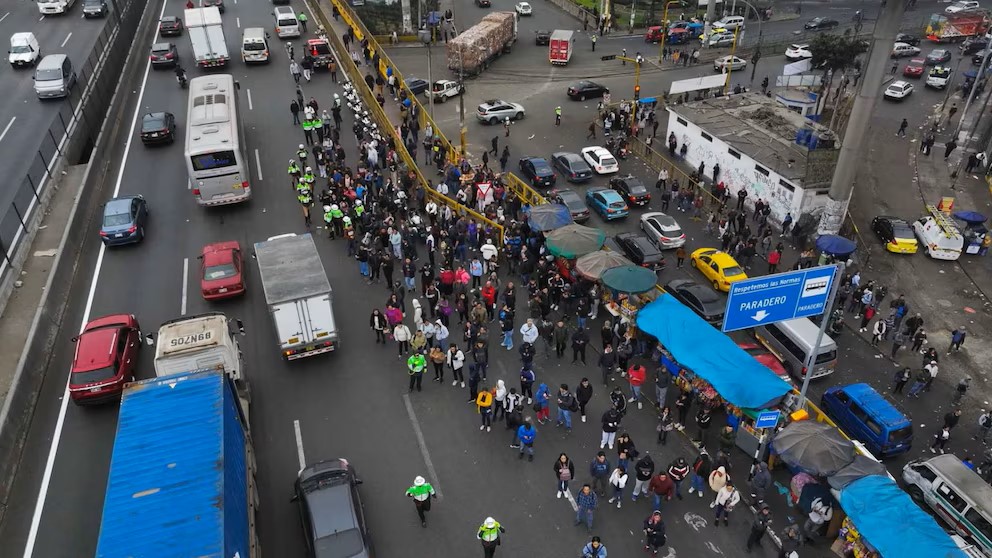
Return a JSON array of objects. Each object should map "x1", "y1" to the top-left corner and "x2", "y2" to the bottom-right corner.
[
  {"x1": 891, "y1": 42, "x2": 922, "y2": 58},
  {"x1": 515, "y1": 2, "x2": 532, "y2": 15},
  {"x1": 784, "y1": 44, "x2": 812, "y2": 61},
  {"x1": 946, "y1": 1, "x2": 980, "y2": 14},
  {"x1": 714, "y1": 55, "x2": 746, "y2": 72},
  {"x1": 581, "y1": 146, "x2": 619, "y2": 174},
  {"x1": 883, "y1": 80, "x2": 914, "y2": 100}
]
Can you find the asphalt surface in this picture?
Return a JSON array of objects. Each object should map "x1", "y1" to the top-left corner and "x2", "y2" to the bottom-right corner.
[
  {"x1": 0, "y1": 0, "x2": 117, "y2": 208},
  {"x1": 1, "y1": 0, "x2": 990, "y2": 558}
]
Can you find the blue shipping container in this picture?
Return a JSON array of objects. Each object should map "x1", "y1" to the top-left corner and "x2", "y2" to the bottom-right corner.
[{"x1": 96, "y1": 369, "x2": 254, "y2": 558}]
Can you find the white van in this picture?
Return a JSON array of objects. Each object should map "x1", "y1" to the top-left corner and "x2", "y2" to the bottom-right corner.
[
  {"x1": 714, "y1": 15, "x2": 745, "y2": 30},
  {"x1": 913, "y1": 205, "x2": 964, "y2": 261},
  {"x1": 34, "y1": 54, "x2": 76, "y2": 99},
  {"x1": 754, "y1": 317, "x2": 838, "y2": 381},
  {"x1": 273, "y1": 6, "x2": 300, "y2": 38},
  {"x1": 241, "y1": 27, "x2": 270, "y2": 64},
  {"x1": 903, "y1": 455, "x2": 992, "y2": 556},
  {"x1": 9, "y1": 32, "x2": 40, "y2": 68},
  {"x1": 37, "y1": 0, "x2": 77, "y2": 14}
]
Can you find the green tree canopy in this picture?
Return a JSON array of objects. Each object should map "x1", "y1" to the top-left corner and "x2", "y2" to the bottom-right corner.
[{"x1": 809, "y1": 34, "x2": 868, "y2": 73}]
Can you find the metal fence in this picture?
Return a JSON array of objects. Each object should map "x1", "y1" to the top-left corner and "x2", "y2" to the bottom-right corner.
[{"x1": 0, "y1": 0, "x2": 148, "y2": 287}]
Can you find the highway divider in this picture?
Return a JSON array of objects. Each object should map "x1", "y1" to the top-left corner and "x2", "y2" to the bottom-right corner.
[
  {"x1": 308, "y1": 0, "x2": 505, "y2": 241},
  {"x1": 324, "y1": 0, "x2": 547, "y2": 208}
]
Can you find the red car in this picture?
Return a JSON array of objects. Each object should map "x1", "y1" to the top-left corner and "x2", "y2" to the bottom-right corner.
[
  {"x1": 69, "y1": 314, "x2": 141, "y2": 405},
  {"x1": 200, "y1": 241, "x2": 246, "y2": 300},
  {"x1": 903, "y1": 58, "x2": 926, "y2": 78},
  {"x1": 737, "y1": 342, "x2": 792, "y2": 385}
]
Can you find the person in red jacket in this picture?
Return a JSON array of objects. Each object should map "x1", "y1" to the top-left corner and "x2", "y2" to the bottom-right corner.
[
  {"x1": 481, "y1": 282, "x2": 498, "y2": 321},
  {"x1": 767, "y1": 249, "x2": 781, "y2": 273},
  {"x1": 647, "y1": 471, "x2": 675, "y2": 512},
  {"x1": 628, "y1": 364, "x2": 647, "y2": 410}
]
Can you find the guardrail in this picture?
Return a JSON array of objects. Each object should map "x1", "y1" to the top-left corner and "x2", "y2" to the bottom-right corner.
[
  {"x1": 327, "y1": 0, "x2": 548, "y2": 208},
  {"x1": 311, "y1": 0, "x2": 505, "y2": 241},
  {"x1": 0, "y1": 0, "x2": 147, "y2": 317}
]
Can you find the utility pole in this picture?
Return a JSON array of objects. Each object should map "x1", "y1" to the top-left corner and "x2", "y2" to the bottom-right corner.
[
  {"x1": 954, "y1": 47, "x2": 992, "y2": 137},
  {"x1": 704, "y1": 0, "x2": 717, "y2": 42},
  {"x1": 458, "y1": 51, "x2": 467, "y2": 157},
  {"x1": 817, "y1": 0, "x2": 906, "y2": 235}
]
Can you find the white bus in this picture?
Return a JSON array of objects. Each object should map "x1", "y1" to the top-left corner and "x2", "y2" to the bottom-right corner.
[{"x1": 185, "y1": 74, "x2": 251, "y2": 206}]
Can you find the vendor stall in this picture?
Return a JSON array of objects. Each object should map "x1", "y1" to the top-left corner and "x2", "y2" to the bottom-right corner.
[{"x1": 953, "y1": 211, "x2": 990, "y2": 256}]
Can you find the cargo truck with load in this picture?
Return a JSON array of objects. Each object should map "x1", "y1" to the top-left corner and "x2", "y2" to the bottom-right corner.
[
  {"x1": 926, "y1": 11, "x2": 991, "y2": 43},
  {"x1": 185, "y1": 6, "x2": 229, "y2": 67},
  {"x1": 253, "y1": 233, "x2": 339, "y2": 359},
  {"x1": 447, "y1": 11, "x2": 517, "y2": 77},
  {"x1": 95, "y1": 368, "x2": 259, "y2": 558}
]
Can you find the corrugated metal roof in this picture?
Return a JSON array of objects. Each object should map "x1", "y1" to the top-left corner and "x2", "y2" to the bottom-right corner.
[{"x1": 96, "y1": 369, "x2": 248, "y2": 558}]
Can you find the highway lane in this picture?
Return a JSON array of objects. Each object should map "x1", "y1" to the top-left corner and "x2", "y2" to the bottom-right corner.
[{"x1": 0, "y1": 0, "x2": 118, "y2": 209}]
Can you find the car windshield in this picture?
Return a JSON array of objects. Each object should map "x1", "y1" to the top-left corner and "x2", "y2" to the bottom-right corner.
[
  {"x1": 161, "y1": 17, "x2": 177, "y2": 25},
  {"x1": 310, "y1": 43, "x2": 331, "y2": 55},
  {"x1": 143, "y1": 117, "x2": 166, "y2": 129},
  {"x1": 10, "y1": 45, "x2": 31, "y2": 53},
  {"x1": 314, "y1": 528, "x2": 364, "y2": 558},
  {"x1": 35, "y1": 68, "x2": 62, "y2": 81},
  {"x1": 627, "y1": 182, "x2": 647, "y2": 194},
  {"x1": 191, "y1": 150, "x2": 238, "y2": 171},
  {"x1": 533, "y1": 161, "x2": 551, "y2": 174},
  {"x1": 815, "y1": 349, "x2": 837, "y2": 364},
  {"x1": 723, "y1": 265, "x2": 743, "y2": 276},
  {"x1": 661, "y1": 225, "x2": 682, "y2": 237},
  {"x1": 72, "y1": 366, "x2": 117, "y2": 385},
  {"x1": 244, "y1": 42, "x2": 266, "y2": 51},
  {"x1": 204, "y1": 263, "x2": 237, "y2": 280},
  {"x1": 888, "y1": 427, "x2": 912, "y2": 445},
  {"x1": 696, "y1": 289, "x2": 721, "y2": 303},
  {"x1": 892, "y1": 223, "x2": 914, "y2": 237}
]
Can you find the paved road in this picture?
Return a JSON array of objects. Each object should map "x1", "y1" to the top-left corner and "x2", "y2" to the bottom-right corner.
[
  {"x1": 0, "y1": 1, "x2": 118, "y2": 208},
  {"x1": 0, "y1": 0, "x2": 989, "y2": 557}
]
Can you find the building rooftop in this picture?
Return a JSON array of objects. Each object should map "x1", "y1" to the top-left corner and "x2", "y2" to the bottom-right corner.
[{"x1": 667, "y1": 93, "x2": 839, "y2": 186}]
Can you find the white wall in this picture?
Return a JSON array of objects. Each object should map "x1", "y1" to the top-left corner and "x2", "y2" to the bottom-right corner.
[{"x1": 666, "y1": 111, "x2": 829, "y2": 224}]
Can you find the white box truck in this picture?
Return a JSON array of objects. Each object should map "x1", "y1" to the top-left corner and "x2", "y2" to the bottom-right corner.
[
  {"x1": 253, "y1": 233, "x2": 339, "y2": 360},
  {"x1": 185, "y1": 7, "x2": 229, "y2": 68}
]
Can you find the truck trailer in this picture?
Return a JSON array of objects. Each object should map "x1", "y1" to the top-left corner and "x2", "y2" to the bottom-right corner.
[
  {"x1": 926, "y1": 11, "x2": 991, "y2": 43},
  {"x1": 447, "y1": 11, "x2": 517, "y2": 77},
  {"x1": 185, "y1": 6, "x2": 229, "y2": 67},
  {"x1": 254, "y1": 233, "x2": 339, "y2": 359},
  {"x1": 549, "y1": 29, "x2": 573, "y2": 65},
  {"x1": 95, "y1": 369, "x2": 259, "y2": 558}
]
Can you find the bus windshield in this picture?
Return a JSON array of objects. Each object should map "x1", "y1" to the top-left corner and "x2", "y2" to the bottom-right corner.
[{"x1": 191, "y1": 151, "x2": 238, "y2": 171}]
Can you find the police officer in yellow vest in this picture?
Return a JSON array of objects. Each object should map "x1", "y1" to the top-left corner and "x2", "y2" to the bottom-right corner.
[
  {"x1": 322, "y1": 205, "x2": 333, "y2": 238},
  {"x1": 302, "y1": 118, "x2": 314, "y2": 145},
  {"x1": 297, "y1": 181, "x2": 313, "y2": 227},
  {"x1": 555, "y1": 106, "x2": 562, "y2": 127},
  {"x1": 477, "y1": 516, "x2": 505, "y2": 558},
  {"x1": 287, "y1": 159, "x2": 300, "y2": 190}
]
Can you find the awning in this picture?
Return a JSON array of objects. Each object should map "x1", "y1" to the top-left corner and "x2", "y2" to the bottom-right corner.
[
  {"x1": 839, "y1": 475, "x2": 966, "y2": 558},
  {"x1": 636, "y1": 295, "x2": 792, "y2": 409}
]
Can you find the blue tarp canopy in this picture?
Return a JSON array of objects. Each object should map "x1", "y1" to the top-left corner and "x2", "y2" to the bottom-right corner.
[
  {"x1": 636, "y1": 295, "x2": 792, "y2": 409},
  {"x1": 839, "y1": 475, "x2": 966, "y2": 558}
]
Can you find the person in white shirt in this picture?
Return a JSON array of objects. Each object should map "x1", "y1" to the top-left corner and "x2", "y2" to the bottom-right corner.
[
  {"x1": 608, "y1": 466, "x2": 629, "y2": 508},
  {"x1": 446, "y1": 343, "x2": 466, "y2": 387},
  {"x1": 712, "y1": 479, "x2": 740, "y2": 526},
  {"x1": 481, "y1": 239, "x2": 499, "y2": 272},
  {"x1": 520, "y1": 319, "x2": 539, "y2": 344}
]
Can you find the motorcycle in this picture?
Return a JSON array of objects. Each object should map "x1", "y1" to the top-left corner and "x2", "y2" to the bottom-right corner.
[{"x1": 175, "y1": 69, "x2": 188, "y2": 89}]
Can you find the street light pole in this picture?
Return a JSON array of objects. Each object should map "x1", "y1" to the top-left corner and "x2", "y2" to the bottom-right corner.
[
  {"x1": 656, "y1": 0, "x2": 681, "y2": 62},
  {"x1": 418, "y1": 26, "x2": 436, "y2": 121}
]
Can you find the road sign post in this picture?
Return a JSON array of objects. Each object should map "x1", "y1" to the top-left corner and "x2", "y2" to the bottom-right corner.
[
  {"x1": 722, "y1": 265, "x2": 837, "y2": 333},
  {"x1": 798, "y1": 263, "x2": 842, "y2": 407}
]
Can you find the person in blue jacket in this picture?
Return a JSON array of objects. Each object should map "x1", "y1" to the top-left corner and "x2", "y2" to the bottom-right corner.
[
  {"x1": 517, "y1": 417, "x2": 537, "y2": 461},
  {"x1": 582, "y1": 536, "x2": 608, "y2": 557},
  {"x1": 534, "y1": 383, "x2": 551, "y2": 424}
]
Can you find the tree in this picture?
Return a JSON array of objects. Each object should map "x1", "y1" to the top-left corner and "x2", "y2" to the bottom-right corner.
[{"x1": 808, "y1": 33, "x2": 868, "y2": 129}]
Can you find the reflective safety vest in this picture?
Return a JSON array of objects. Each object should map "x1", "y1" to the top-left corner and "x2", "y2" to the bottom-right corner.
[
  {"x1": 406, "y1": 482, "x2": 434, "y2": 501},
  {"x1": 354, "y1": 205, "x2": 365, "y2": 217},
  {"x1": 297, "y1": 11, "x2": 307, "y2": 22},
  {"x1": 323, "y1": 208, "x2": 333, "y2": 224},
  {"x1": 555, "y1": 107, "x2": 562, "y2": 116},
  {"x1": 288, "y1": 163, "x2": 300, "y2": 175},
  {"x1": 302, "y1": 172, "x2": 315, "y2": 184},
  {"x1": 478, "y1": 521, "x2": 502, "y2": 542},
  {"x1": 297, "y1": 148, "x2": 308, "y2": 159},
  {"x1": 330, "y1": 207, "x2": 344, "y2": 219},
  {"x1": 297, "y1": 184, "x2": 312, "y2": 204},
  {"x1": 407, "y1": 354, "x2": 426, "y2": 373},
  {"x1": 302, "y1": 120, "x2": 312, "y2": 131}
]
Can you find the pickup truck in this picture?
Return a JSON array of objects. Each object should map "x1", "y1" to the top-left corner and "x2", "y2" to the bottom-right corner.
[{"x1": 427, "y1": 79, "x2": 465, "y2": 102}]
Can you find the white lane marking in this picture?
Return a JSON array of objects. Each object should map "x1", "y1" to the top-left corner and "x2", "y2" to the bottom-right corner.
[
  {"x1": 180, "y1": 258, "x2": 189, "y2": 315},
  {"x1": 0, "y1": 117, "x2": 16, "y2": 143},
  {"x1": 402, "y1": 394, "x2": 443, "y2": 500},
  {"x1": 38, "y1": 15, "x2": 44, "y2": 21},
  {"x1": 21, "y1": 0, "x2": 169, "y2": 554},
  {"x1": 236, "y1": 16, "x2": 240, "y2": 28},
  {"x1": 254, "y1": 148, "x2": 263, "y2": 181},
  {"x1": 0, "y1": 12, "x2": 10, "y2": 23},
  {"x1": 293, "y1": 420, "x2": 306, "y2": 470},
  {"x1": 246, "y1": 88, "x2": 253, "y2": 110},
  {"x1": 564, "y1": 487, "x2": 578, "y2": 511},
  {"x1": 60, "y1": 32, "x2": 72, "y2": 48}
]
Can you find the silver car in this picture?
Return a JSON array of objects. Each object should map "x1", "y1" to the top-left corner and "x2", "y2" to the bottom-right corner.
[
  {"x1": 476, "y1": 99, "x2": 525, "y2": 124},
  {"x1": 640, "y1": 212, "x2": 686, "y2": 249}
]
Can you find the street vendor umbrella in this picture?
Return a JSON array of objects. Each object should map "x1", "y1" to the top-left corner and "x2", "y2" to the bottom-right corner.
[
  {"x1": 953, "y1": 210, "x2": 988, "y2": 225},
  {"x1": 526, "y1": 203, "x2": 573, "y2": 232},
  {"x1": 575, "y1": 251, "x2": 633, "y2": 280},
  {"x1": 827, "y1": 454, "x2": 887, "y2": 490},
  {"x1": 964, "y1": 69, "x2": 979, "y2": 79},
  {"x1": 814, "y1": 234, "x2": 857, "y2": 257},
  {"x1": 771, "y1": 420, "x2": 855, "y2": 476},
  {"x1": 601, "y1": 265, "x2": 659, "y2": 294},
  {"x1": 544, "y1": 224, "x2": 607, "y2": 258}
]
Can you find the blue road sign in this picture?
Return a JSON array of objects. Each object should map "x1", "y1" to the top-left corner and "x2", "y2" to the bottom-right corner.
[
  {"x1": 755, "y1": 410, "x2": 781, "y2": 429},
  {"x1": 722, "y1": 265, "x2": 837, "y2": 333}
]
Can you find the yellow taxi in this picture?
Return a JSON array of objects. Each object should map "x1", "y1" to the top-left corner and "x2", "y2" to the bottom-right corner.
[
  {"x1": 690, "y1": 248, "x2": 748, "y2": 292},
  {"x1": 871, "y1": 216, "x2": 919, "y2": 254}
]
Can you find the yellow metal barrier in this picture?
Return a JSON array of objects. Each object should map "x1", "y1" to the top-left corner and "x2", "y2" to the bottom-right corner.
[
  {"x1": 502, "y1": 172, "x2": 547, "y2": 207},
  {"x1": 309, "y1": 0, "x2": 503, "y2": 241}
]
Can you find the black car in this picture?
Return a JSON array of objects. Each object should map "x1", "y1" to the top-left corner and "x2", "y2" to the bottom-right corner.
[
  {"x1": 567, "y1": 80, "x2": 608, "y2": 101},
  {"x1": 202, "y1": 0, "x2": 225, "y2": 12},
  {"x1": 82, "y1": 0, "x2": 108, "y2": 18},
  {"x1": 896, "y1": 33, "x2": 921, "y2": 46},
  {"x1": 926, "y1": 49, "x2": 952, "y2": 65},
  {"x1": 551, "y1": 151, "x2": 592, "y2": 182},
  {"x1": 406, "y1": 77, "x2": 429, "y2": 95},
  {"x1": 804, "y1": 17, "x2": 839, "y2": 30},
  {"x1": 293, "y1": 459, "x2": 372, "y2": 558},
  {"x1": 518, "y1": 156, "x2": 556, "y2": 188},
  {"x1": 550, "y1": 188, "x2": 590, "y2": 222},
  {"x1": 140, "y1": 112, "x2": 176, "y2": 145},
  {"x1": 973, "y1": 49, "x2": 992, "y2": 65},
  {"x1": 149, "y1": 43, "x2": 179, "y2": 68},
  {"x1": 615, "y1": 232, "x2": 665, "y2": 270},
  {"x1": 609, "y1": 175, "x2": 651, "y2": 207},
  {"x1": 475, "y1": 0, "x2": 491, "y2": 6},
  {"x1": 158, "y1": 16, "x2": 183, "y2": 36},
  {"x1": 666, "y1": 279, "x2": 725, "y2": 325},
  {"x1": 961, "y1": 37, "x2": 988, "y2": 55},
  {"x1": 536, "y1": 30, "x2": 551, "y2": 46}
]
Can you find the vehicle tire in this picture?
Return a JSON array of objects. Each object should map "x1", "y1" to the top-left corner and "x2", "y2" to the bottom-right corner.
[
  {"x1": 579, "y1": 94, "x2": 586, "y2": 101},
  {"x1": 514, "y1": 112, "x2": 523, "y2": 120},
  {"x1": 689, "y1": 258, "x2": 697, "y2": 268},
  {"x1": 713, "y1": 280, "x2": 721, "y2": 291},
  {"x1": 489, "y1": 116, "x2": 498, "y2": 125},
  {"x1": 139, "y1": 226, "x2": 145, "y2": 241},
  {"x1": 907, "y1": 486, "x2": 924, "y2": 504},
  {"x1": 439, "y1": 95, "x2": 446, "y2": 103}
]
